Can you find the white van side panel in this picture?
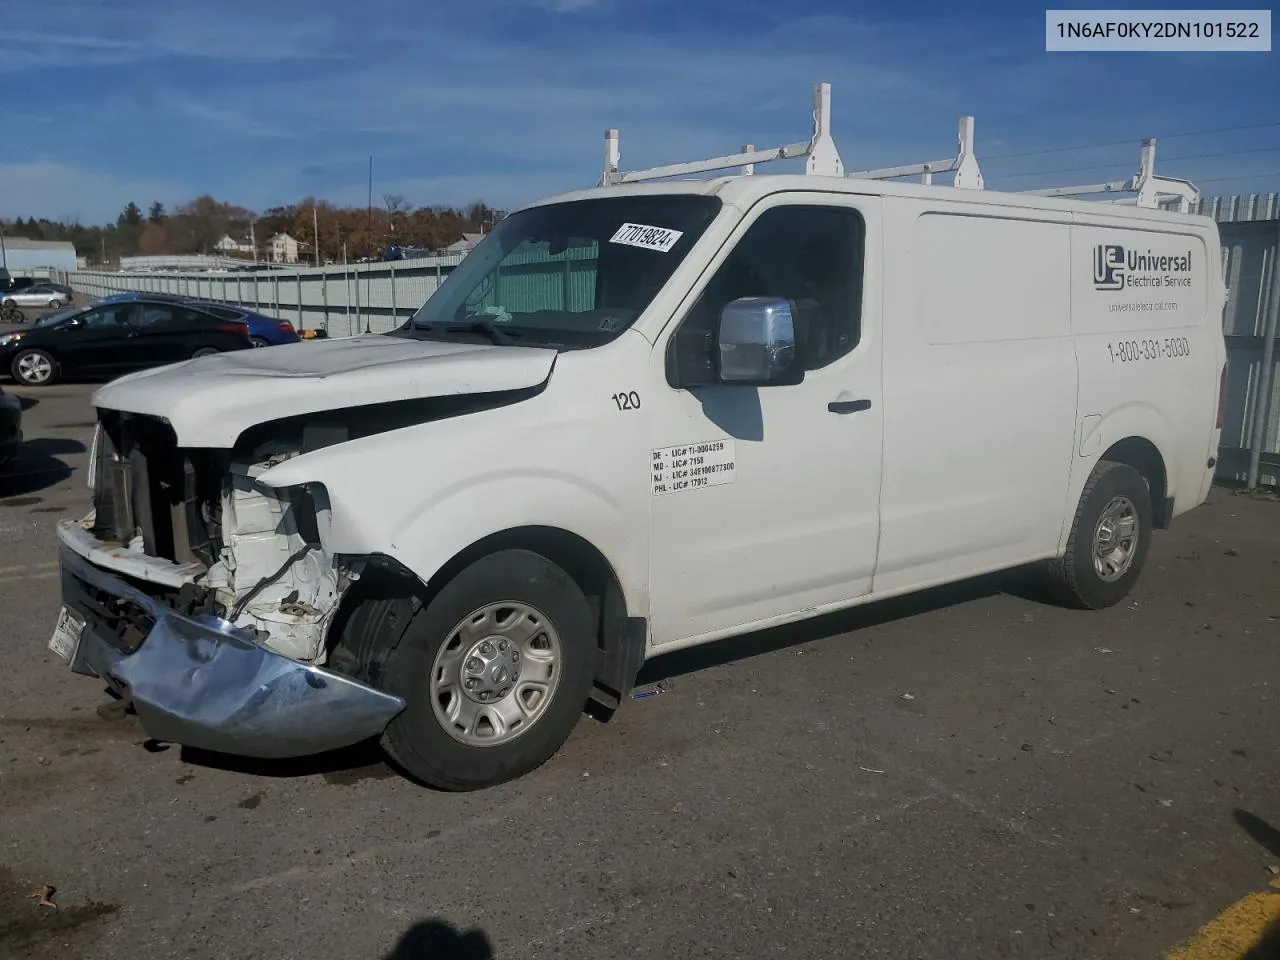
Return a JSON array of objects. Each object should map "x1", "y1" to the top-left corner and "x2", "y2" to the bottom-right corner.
[
  {"x1": 875, "y1": 202, "x2": 1079, "y2": 594},
  {"x1": 1062, "y1": 218, "x2": 1222, "y2": 533}
]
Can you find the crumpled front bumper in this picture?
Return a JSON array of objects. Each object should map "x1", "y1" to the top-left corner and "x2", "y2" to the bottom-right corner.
[{"x1": 58, "y1": 541, "x2": 405, "y2": 759}]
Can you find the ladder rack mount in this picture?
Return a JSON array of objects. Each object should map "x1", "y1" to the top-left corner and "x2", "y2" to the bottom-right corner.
[{"x1": 598, "y1": 83, "x2": 1198, "y2": 211}]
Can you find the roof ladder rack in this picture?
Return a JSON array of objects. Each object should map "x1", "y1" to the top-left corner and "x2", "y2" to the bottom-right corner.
[
  {"x1": 597, "y1": 82, "x2": 1197, "y2": 209},
  {"x1": 845, "y1": 116, "x2": 984, "y2": 190},
  {"x1": 600, "y1": 82, "x2": 845, "y2": 186},
  {"x1": 1018, "y1": 138, "x2": 1199, "y2": 211}
]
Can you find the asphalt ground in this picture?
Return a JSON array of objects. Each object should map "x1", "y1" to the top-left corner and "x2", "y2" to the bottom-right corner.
[{"x1": 1, "y1": 379, "x2": 1279, "y2": 960}]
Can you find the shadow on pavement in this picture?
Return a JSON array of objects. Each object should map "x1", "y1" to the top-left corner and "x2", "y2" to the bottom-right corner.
[
  {"x1": 1234, "y1": 809, "x2": 1280, "y2": 860},
  {"x1": 639, "y1": 565, "x2": 1052, "y2": 685},
  {"x1": 177, "y1": 738, "x2": 398, "y2": 786},
  {"x1": 0, "y1": 437, "x2": 86, "y2": 498},
  {"x1": 382, "y1": 920, "x2": 494, "y2": 960}
]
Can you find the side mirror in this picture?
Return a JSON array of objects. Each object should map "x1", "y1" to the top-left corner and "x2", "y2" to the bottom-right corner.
[{"x1": 717, "y1": 297, "x2": 801, "y2": 385}]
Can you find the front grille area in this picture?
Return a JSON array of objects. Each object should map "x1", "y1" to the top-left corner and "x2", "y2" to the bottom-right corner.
[
  {"x1": 92, "y1": 411, "x2": 226, "y2": 566},
  {"x1": 62, "y1": 564, "x2": 157, "y2": 655}
]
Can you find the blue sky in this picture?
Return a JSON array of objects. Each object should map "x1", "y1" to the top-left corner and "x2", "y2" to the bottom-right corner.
[{"x1": 3, "y1": 0, "x2": 1277, "y2": 224}]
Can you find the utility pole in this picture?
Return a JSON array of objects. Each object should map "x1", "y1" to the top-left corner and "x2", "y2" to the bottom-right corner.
[
  {"x1": 365, "y1": 155, "x2": 373, "y2": 334},
  {"x1": 313, "y1": 205, "x2": 320, "y2": 267},
  {"x1": 0, "y1": 220, "x2": 7, "y2": 270}
]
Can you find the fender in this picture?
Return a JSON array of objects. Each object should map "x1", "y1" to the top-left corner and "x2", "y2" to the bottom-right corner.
[
  {"x1": 1062, "y1": 399, "x2": 1177, "y2": 551},
  {"x1": 256, "y1": 391, "x2": 651, "y2": 620}
]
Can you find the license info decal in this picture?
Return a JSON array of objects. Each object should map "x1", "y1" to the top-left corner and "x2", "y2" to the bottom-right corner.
[
  {"x1": 610, "y1": 223, "x2": 683, "y2": 253},
  {"x1": 651, "y1": 440, "x2": 736, "y2": 495}
]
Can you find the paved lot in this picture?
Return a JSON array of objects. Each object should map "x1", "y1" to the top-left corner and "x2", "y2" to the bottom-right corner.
[{"x1": 1, "y1": 382, "x2": 1278, "y2": 960}]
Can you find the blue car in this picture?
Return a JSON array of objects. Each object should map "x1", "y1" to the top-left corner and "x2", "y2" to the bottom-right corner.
[
  {"x1": 91, "y1": 293, "x2": 300, "y2": 347},
  {"x1": 94, "y1": 291, "x2": 188, "y2": 304},
  {"x1": 183, "y1": 301, "x2": 300, "y2": 347}
]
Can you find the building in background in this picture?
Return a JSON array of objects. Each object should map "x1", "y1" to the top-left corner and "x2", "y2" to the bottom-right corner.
[
  {"x1": 269, "y1": 233, "x2": 300, "y2": 264},
  {"x1": 214, "y1": 234, "x2": 255, "y2": 255},
  {"x1": 0, "y1": 237, "x2": 78, "y2": 273},
  {"x1": 442, "y1": 232, "x2": 486, "y2": 254}
]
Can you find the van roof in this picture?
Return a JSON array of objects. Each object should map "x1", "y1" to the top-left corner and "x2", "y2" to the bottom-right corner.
[{"x1": 525, "y1": 174, "x2": 1215, "y2": 227}]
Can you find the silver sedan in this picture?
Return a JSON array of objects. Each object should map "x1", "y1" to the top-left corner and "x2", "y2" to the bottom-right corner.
[{"x1": 2, "y1": 285, "x2": 70, "y2": 308}]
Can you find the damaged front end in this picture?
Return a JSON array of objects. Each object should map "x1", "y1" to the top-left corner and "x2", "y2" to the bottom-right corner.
[{"x1": 55, "y1": 410, "x2": 404, "y2": 758}]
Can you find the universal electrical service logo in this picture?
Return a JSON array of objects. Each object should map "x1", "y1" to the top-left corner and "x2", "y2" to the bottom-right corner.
[{"x1": 1092, "y1": 244, "x2": 1193, "y2": 291}]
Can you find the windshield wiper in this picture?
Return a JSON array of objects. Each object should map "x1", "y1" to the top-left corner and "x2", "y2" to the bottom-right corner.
[{"x1": 443, "y1": 319, "x2": 525, "y2": 345}]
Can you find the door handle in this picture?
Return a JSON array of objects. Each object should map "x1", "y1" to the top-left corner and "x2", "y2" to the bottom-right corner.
[{"x1": 828, "y1": 399, "x2": 872, "y2": 414}]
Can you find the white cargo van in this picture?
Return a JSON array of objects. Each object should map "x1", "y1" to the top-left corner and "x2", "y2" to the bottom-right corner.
[{"x1": 48, "y1": 85, "x2": 1227, "y2": 790}]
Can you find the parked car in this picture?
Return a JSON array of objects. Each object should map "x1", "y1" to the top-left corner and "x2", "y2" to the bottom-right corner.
[
  {"x1": 182, "y1": 301, "x2": 300, "y2": 347},
  {"x1": 0, "y1": 383, "x2": 21, "y2": 469},
  {"x1": 0, "y1": 274, "x2": 35, "y2": 295},
  {"x1": 0, "y1": 298, "x2": 253, "y2": 386},
  {"x1": 43, "y1": 282, "x2": 75, "y2": 301},
  {"x1": 2, "y1": 284, "x2": 69, "y2": 309}
]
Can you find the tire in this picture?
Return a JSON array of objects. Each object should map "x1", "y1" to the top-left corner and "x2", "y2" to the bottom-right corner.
[
  {"x1": 191, "y1": 347, "x2": 219, "y2": 359},
  {"x1": 249, "y1": 336, "x2": 270, "y2": 348},
  {"x1": 379, "y1": 549, "x2": 598, "y2": 791},
  {"x1": 11, "y1": 348, "x2": 58, "y2": 386},
  {"x1": 1048, "y1": 460, "x2": 1153, "y2": 610},
  {"x1": 47, "y1": 299, "x2": 61, "y2": 308}
]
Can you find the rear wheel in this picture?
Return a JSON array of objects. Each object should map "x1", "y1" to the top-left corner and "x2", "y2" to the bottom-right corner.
[
  {"x1": 191, "y1": 347, "x2": 219, "y2": 359},
  {"x1": 11, "y1": 348, "x2": 58, "y2": 386},
  {"x1": 249, "y1": 336, "x2": 270, "y2": 348},
  {"x1": 47, "y1": 299, "x2": 61, "y2": 308},
  {"x1": 1048, "y1": 460, "x2": 1153, "y2": 609},
  {"x1": 379, "y1": 549, "x2": 598, "y2": 791}
]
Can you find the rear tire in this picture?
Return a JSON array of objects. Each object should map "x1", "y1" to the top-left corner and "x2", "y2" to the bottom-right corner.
[
  {"x1": 191, "y1": 347, "x2": 219, "y2": 359},
  {"x1": 1048, "y1": 460, "x2": 1152, "y2": 610},
  {"x1": 11, "y1": 348, "x2": 58, "y2": 386},
  {"x1": 249, "y1": 336, "x2": 270, "y2": 348},
  {"x1": 379, "y1": 549, "x2": 598, "y2": 791},
  {"x1": 47, "y1": 299, "x2": 60, "y2": 308}
]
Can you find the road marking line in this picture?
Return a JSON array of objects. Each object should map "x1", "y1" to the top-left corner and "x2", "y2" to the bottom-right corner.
[
  {"x1": 0, "y1": 561, "x2": 58, "y2": 576},
  {"x1": 1164, "y1": 891, "x2": 1280, "y2": 960}
]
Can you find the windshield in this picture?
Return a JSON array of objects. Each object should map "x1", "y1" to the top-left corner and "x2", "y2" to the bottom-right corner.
[{"x1": 399, "y1": 194, "x2": 722, "y2": 349}]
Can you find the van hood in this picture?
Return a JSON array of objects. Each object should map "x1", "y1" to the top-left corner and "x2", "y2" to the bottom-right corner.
[{"x1": 91, "y1": 334, "x2": 559, "y2": 448}]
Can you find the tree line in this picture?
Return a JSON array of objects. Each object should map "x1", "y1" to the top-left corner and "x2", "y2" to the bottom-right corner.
[{"x1": 2, "y1": 195, "x2": 504, "y2": 265}]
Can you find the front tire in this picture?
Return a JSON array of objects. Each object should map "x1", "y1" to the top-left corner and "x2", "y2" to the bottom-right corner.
[
  {"x1": 11, "y1": 348, "x2": 58, "y2": 386},
  {"x1": 1049, "y1": 460, "x2": 1153, "y2": 609},
  {"x1": 380, "y1": 549, "x2": 598, "y2": 791}
]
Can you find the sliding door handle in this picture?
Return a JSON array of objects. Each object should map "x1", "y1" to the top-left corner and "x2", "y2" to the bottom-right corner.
[{"x1": 828, "y1": 398, "x2": 872, "y2": 414}]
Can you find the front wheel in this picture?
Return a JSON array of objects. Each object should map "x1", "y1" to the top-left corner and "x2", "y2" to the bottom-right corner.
[
  {"x1": 11, "y1": 348, "x2": 58, "y2": 386},
  {"x1": 1048, "y1": 460, "x2": 1153, "y2": 609},
  {"x1": 379, "y1": 549, "x2": 598, "y2": 791}
]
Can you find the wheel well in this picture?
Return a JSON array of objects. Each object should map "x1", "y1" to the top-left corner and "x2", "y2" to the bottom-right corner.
[
  {"x1": 327, "y1": 527, "x2": 645, "y2": 721},
  {"x1": 1101, "y1": 437, "x2": 1170, "y2": 528}
]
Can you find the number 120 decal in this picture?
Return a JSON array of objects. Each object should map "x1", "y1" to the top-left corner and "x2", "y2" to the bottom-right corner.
[{"x1": 612, "y1": 391, "x2": 641, "y2": 411}]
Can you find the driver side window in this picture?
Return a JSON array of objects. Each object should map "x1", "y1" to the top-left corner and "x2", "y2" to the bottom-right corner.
[
  {"x1": 678, "y1": 204, "x2": 865, "y2": 372},
  {"x1": 81, "y1": 305, "x2": 133, "y2": 328}
]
